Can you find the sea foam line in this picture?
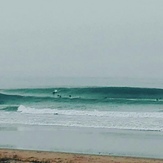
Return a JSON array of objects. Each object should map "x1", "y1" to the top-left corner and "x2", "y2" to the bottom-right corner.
[{"x1": 17, "y1": 105, "x2": 163, "y2": 118}]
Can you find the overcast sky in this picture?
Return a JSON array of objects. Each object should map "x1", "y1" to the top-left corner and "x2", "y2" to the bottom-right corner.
[{"x1": 0, "y1": 0, "x2": 163, "y2": 85}]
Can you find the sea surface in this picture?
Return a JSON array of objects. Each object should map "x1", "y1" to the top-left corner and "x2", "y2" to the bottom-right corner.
[
  {"x1": 1, "y1": 84, "x2": 163, "y2": 158},
  {"x1": 1, "y1": 86, "x2": 163, "y2": 131}
]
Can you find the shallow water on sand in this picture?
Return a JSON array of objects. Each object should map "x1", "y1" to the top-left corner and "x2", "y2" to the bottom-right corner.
[{"x1": 0, "y1": 125, "x2": 163, "y2": 159}]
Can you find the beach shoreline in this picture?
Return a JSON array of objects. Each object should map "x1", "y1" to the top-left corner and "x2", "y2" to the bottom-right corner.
[
  {"x1": 1, "y1": 125, "x2": 163, "y2": 159},
  {"x1": 0, "y1": 148, "x2": 163, "y2": 163}
]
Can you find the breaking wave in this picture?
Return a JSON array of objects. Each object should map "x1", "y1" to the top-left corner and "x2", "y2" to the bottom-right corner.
[{"x1": 1, "y1": 86, "x2": 163, "y2": 105}]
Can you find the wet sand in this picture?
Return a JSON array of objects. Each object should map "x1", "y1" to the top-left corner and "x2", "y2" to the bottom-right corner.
[{"x1": 0, "y1": 149, "x2": 163, "y2": 163}]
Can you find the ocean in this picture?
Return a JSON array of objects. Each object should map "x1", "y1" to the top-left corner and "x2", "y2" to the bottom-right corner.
[
  {"x1": 1, "y1": 84, "x2": 163, "y2": 158},
  {"x1": 1, "y1": 87, "x2": 163, "y2": 130}
]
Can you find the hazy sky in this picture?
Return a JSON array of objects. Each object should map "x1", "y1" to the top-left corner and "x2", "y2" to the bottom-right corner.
[{"x1": 0, "y1": 0, "x2": 163, "y2": 82}]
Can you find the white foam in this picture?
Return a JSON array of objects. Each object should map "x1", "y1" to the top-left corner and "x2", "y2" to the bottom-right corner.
[
  {"x1": 1, "y1": 105, "x2": 163, "y2": 131},
  {"x1": 18, "y1": 105, "x2": 59, "y2": 114},
  {"x1": 17, "y1": 105, "x2": 163, "y2": 119}
]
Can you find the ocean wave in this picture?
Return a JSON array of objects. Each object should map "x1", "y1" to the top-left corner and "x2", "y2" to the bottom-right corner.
[
  {"x1": 1, "y1": 86, "x2": 163, "y2": 105},
  {"x1": 7, "y1": 86, "x2": 163, "y2": 98},
  {"x1": 1, "y1": 106, "x2": 18, "y2": 111}
]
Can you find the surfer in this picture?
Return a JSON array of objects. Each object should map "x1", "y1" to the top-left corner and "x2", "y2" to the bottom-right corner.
[
  {"x1": 52, "y1": 89, "x2": 58, "y2": 95},
  {"x1": 57, "y1": 95, "x2": 62, "y2": 98}
]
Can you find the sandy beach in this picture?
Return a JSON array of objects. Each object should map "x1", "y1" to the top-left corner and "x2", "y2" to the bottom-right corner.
[{"x1": 0, "y1": 149, "x2": 163, "y2": 163}]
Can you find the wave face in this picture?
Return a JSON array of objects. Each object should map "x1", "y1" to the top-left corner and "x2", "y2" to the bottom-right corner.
[
  {"x1": 1, "y1": 87, "x2": 163, "y2": 131},
  {"x1": 1, "y1": 87, "x2": 163, "y2": 105}
]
